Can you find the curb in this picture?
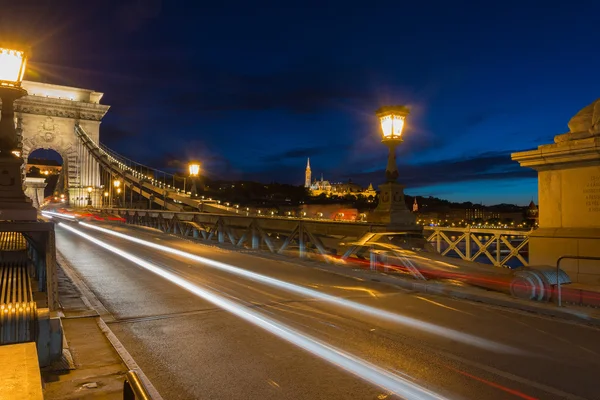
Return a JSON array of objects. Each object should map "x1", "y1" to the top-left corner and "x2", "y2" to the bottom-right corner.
[{"x1": 56, "y1": 251, "x2": 164, "y2": 400}]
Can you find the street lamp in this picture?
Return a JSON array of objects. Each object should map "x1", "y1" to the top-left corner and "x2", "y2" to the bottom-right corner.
[
  {"x1": 376, "y1": 105, "x2": 409, "y2": 182},
  {"x1": 0, "y1": 44, "x2": 36, "y2": 220},
  {"x1": 113, "y1": 179, "x2": 121, "y2": 207},
  {"x1": 86, "y1": 186, "x2": 93, "y2": 206},
  {"x1": 369, "y1": 105, "x2": 419, "y2": 230},
  {"x1": 188, "y1": 161, "x2": 200, "y2": 197}
]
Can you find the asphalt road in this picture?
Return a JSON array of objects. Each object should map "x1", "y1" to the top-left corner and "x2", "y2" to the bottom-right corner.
[{"x1": 55, "y1": 220, "x2": 600, "y2": 400}]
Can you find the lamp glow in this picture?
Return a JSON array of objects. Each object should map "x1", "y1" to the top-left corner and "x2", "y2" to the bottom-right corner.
[
  {"x1": 87, "y1": 186, "x2": 93, "y2": 193},
  {"x1": 376, "y1": 105, "x2": 409, "y2": 141},
  {"x1": 188, "y1": 162, "x2": 200, "y2": 177},
  {"x1": 0, "y1": 47, "x2": 27, "y2": 87},
  {"x1": 113, "y1": 180, "x2": 121, "y2": 188}
]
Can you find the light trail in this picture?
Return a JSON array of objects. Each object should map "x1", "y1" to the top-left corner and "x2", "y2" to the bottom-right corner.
[
  {"x1": 77, "y1": 221, "x2": 518, "y2": 354},
  {"x1": 59, "y1": 222, "x2": 448, "y2": 400},
  {"x1": 42, "y1": 211, "x2": 77, "y2": 220}
]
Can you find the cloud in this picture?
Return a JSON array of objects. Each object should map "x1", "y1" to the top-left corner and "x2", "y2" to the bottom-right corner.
[{"x1": 344, "y1": 150, "x2": 536, "y2": 188}]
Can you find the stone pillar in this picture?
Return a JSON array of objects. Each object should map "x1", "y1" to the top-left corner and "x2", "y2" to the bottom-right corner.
[
  {"x1": 512, "y1": 98, "x2": 600, "y2": 284},
  {"x1": 369, "y1": 182, "x2": 420, "y2": 231},
  {"x1": 24, "y1": 177, "x2": 47, "y2": 208}
]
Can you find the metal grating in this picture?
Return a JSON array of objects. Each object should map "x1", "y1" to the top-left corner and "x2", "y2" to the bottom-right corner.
[
  {"x1": 0, "y1": 232, "x2": 27, "y2": 251},
  {"x1": 0, "y1": 263, "x2": 37, "y2": 344}
]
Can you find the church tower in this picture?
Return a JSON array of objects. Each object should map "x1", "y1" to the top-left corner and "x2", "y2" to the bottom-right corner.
[
  {"x1": 305, "y1": 158, "x2": 311, "y2": 188},
  {"x1": 412, "y1": 197, "x2": 419, "y2": 212}
]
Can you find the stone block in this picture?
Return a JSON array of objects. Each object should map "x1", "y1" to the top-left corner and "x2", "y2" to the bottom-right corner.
[{"x1": 0, "y1": 342, "x2": 43, "y2": 400}]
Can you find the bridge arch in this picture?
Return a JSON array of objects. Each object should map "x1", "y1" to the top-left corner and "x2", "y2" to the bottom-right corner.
[{"x1": 15, "y1": 81, "x2": 110, "y2": 207}]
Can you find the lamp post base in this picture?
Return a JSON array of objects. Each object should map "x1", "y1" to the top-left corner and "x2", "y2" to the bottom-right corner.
[
  {"x1": 369, "y1": 182, "x2": 421, "y2": 232},
  {"x1": 0, "y1": 155, "x2": 37, "y2": 221}
]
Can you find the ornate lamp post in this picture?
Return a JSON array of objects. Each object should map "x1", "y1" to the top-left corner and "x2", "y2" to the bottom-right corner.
[
  {"x1": 369, "y1": 105, "x2": 419, "y2": 231},
  {"x1": 0, "y1": 44, "x2": 36, "y2": 220},
  {"x1": 188, "y1": 162, "x2": 200, "y2": 198},
  {"x1": 86, "y1": 186, "x2": 93, "y2": 206},
  {"x1": 113, "y1": 179, "x2": 121, "y2": 207}
]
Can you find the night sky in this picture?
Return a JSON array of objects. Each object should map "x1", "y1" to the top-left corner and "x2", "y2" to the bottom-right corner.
[{"x1": 3, "y1": 1, "x2": 600, "y2": 205}]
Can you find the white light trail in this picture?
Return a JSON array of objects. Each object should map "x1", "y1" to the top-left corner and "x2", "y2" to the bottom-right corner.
[
  {"x1": 77, "y1": 222, "x2": 518, "y2": 354},
  {"x1": 42, "y1": 211, "x2": 77, "y2": 220},
  {"x1": 59, "y1": 222, "x2": 447, "y2": 400}
]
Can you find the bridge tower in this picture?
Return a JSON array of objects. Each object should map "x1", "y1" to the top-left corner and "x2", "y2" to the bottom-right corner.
[{"x1": 16, "y1": 81, "x2": 110, "y2": 208}]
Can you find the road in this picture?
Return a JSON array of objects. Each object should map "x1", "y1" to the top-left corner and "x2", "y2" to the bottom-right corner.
[{"x1": 54, "y1": 220, "x2": 600, "y2": 400}]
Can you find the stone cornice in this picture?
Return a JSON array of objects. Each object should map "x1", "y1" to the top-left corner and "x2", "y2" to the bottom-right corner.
[
  {"x1": 11, "y1": 95, "x2": 110, "y2": 121},
  {"x1": 512, "y1": 136, "x2": 600, "y2": 170}
]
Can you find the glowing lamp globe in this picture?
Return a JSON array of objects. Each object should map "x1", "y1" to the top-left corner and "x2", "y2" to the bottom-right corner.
[
  {"x1": 375, "y1": 105, "x2": 410, "y2": 142},
  {"x1": 0, "y1": 46, "x2": 27, "y2": 87},
  {"x1": 87, "y1": 186, "x2": 93, "y2": 193},
  {"x1": 188, "y1": 162, "x2": 200, "y2": 177}
]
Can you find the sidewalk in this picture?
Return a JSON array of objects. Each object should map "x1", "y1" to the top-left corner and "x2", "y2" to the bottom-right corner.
[{"x1": 41, "y1": 264, "x2": 128, "y2": 399}]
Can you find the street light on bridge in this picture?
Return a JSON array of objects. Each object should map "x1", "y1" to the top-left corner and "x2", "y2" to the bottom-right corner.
[
  {"x1": 188, "y1": 161, "x2": 200, "y2": 198},
  {"x1": 113, "y1": 179, "x2": 121, "y2": 208},
  {"x1": 86, "y1": 186, "x2": 93, "y2": 206},
  {"x1": 368, "y1": 105, "x2": 419, "y2": 231},
  {"x1": 0, "y1": 43, "x2": 36, "y2": 220}
]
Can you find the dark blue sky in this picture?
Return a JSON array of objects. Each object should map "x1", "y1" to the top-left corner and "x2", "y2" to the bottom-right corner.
[{"x1": 4, "y1": 1, "x2": 600, "y2": 205}]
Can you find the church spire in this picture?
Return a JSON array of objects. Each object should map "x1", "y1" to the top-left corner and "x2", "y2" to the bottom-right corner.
[
  {"x1": 413, "y1": 197, "x2": 418, "y2": 212},
  {"x1": 305, "y1": 158, "x2": 311, "y2": 188}
]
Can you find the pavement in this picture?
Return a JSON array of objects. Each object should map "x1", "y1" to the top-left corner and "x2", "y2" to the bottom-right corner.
[
  {"x1": 52, "y1": 220, "x2": 600, "y2": 400},
  {"x1": 41, "y1": 262, "x2": 129, "y2": 399}
]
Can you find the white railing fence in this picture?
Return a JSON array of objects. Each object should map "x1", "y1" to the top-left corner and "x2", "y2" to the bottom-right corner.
[{"x1": 424, "y1": 226, "x2": 531, "y2": 268}]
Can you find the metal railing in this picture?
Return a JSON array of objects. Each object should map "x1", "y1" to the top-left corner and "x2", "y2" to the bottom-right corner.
[
  {"x1": 123, "y1": 370, "x2": 152, "y2": 400},
  {"x1": 0, "y1": 225, "x2": 62, "y2": 366},
  {"x1": 114, "y1": 208, "x2": 386, "y2": 261},
  {"x1": 424, "y1": 226, "x2": 531, "y2": 268}
]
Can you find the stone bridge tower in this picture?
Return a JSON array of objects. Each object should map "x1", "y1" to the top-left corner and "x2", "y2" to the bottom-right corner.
[{"x1": 15, "y1": 81, "x2": 110, "y2": 207}]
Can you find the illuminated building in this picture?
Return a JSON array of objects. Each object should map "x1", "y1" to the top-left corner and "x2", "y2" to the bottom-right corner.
[{"x1": 304, "y1": 158, "x2": 376, "y2": 198}]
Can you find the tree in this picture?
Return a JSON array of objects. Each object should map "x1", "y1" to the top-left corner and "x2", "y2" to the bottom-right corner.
[{"x1": 28, "y1": 166, "x2": 41, "y2": 177}]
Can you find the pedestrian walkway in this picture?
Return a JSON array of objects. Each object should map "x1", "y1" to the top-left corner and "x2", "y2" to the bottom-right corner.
[{"x1": 41, "y1": 265, "x2": 127, "y2": 399}]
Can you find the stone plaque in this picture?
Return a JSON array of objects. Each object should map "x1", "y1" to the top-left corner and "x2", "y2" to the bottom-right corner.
[{"x1": 559, "y1": 166, "x2": 600, "y2": 228}]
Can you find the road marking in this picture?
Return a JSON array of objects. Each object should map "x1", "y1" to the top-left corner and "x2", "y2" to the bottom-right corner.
[
  {"x1": 267, "y1": 379, "x2": 280, "y2": 388},
  {"x1": 414, "y1": 296, "x2": 474, "y2": 315}
]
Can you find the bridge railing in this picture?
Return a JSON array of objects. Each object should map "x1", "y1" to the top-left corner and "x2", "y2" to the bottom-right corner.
[
  {"x1": 109, "y1": 209, "x2": 532, "y2": 269},
  {"x1": 75, "y1": 125, "x2": 191, "y2": 211},
  {"x1": 423, "y1": 226, "x2": 531, "y2": 268},
  {"x1": 111, "y1": 208, "x2": 387, "y2": 261}
]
